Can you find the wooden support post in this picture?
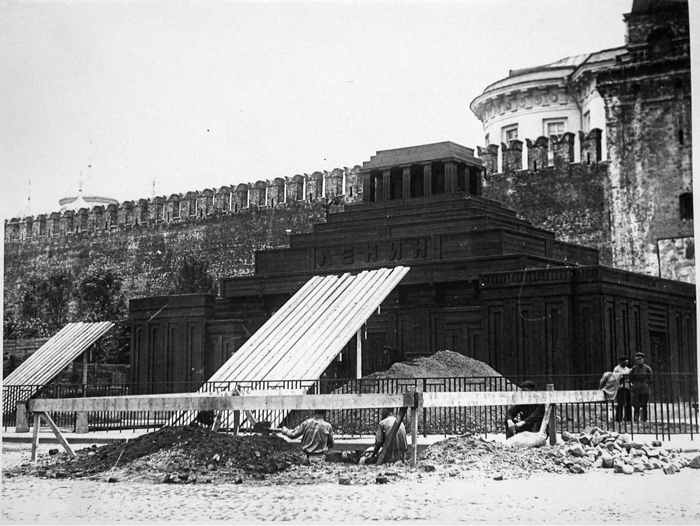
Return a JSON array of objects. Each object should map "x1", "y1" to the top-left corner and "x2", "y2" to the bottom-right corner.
[
  {"x1": 539, "y1": 405, "x2": 552, "y2": 434},
  {"x1": 377, "y1": 406, "x2": 407, "y2": 465},
  {"x1": 233, "y1": 410, "x2": 241, "y2": 436},
  {"x1": 41, "y1": 412, "x2": 76, "y2": 458},
  {"x1": 546, "y1": 383, "x2": 557, "y2": 445},
  {"x1": 82, "y1": 352, "x2": 88, "y2": 392},
  {"x1": 410, "y1": 407, "x2": 419, "y2": 468},
  {"x1": 356, "y1": 329, "x2": 362, "y2": 380},
  {"x1": 76, "y1": 412, "x2": 89, "y2": 434},
  {"x1": 16, "y1": 403, "x2": 29, "y2": 433},
  {"x1": 30, "y1": 413, "x2": 41, "y2": 462}
]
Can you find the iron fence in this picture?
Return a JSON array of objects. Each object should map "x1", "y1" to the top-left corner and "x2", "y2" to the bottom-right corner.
[{"x1": 3, "y1": 373, "x2": 697, "y2": 440}]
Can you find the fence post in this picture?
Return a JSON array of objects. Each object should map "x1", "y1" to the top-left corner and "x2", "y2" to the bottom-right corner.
[
  {"x1": 546, "y1": 383, "x2": 557, "y2": 445},
  {"x1": 15, "y1": 403, "x2": 29, "y2": 433},
  {"x1": 76, "y1": 412, "x2": 89, "y2": 434},
  {"x1": 421, "y1": 378, "x2": 427, "y2": 438}
]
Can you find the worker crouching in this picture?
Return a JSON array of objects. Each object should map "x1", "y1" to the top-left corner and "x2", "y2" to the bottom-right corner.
[
  {"x1": 505, "y1": 380, "x2": 546, "y2": 438},
  {"x1": 277, "y1": 409, "x2": 334, "y2": 464},
  {"x1": 365, "y1": 408, "x2": 408, "y2": 464}
]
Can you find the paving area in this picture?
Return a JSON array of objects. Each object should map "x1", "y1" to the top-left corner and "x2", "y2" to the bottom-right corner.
[
  {"x1": 2, "y1": 439, "x2": 700, "y2": 523},
  {"x1": 2, "y1": 465, "x2": 700, "y2": 522}
]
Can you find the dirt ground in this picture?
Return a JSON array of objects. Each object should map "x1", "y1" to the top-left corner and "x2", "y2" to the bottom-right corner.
[{"x1": 2, "y1": 442, "x2": 700, "y2": 523}]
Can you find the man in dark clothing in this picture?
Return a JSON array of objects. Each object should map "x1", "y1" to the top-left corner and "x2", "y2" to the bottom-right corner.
[
  {"x1": 629, "y1": 352, "x2": 653, "y2": 422},
  {"x1": 505, "y1": 380, "x2": 546, "y2": 438}
]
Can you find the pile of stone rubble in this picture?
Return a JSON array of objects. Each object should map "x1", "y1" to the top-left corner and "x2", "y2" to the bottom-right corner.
[
  {"x1": 555, "y1": 428, "x2": 700, "y2": 475},
  {"x1": 420, "y1": 429, "x2": 700, "y2": 479}
]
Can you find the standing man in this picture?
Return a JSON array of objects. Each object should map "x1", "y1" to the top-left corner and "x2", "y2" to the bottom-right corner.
[
  {"x1": 371, "y1": 408, "x2": 408, "y2": 463},
  {"x1": 613, "y1": 356, "x2": 632, "y2": 422},
  {"x1": 277, "y1": 409, "x2": 334, "y2": 464},
  {"x1": 505, "y1": 380, "x2": 546, "y2": 438},
  {"x1": 629, "y1": 352, "x2": 653, "y2": 423}
]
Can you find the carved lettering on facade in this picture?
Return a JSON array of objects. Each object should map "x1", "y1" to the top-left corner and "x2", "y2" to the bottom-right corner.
[
  {"x1": 316, "y1": 248, "x2": 330, "y2": 268},
  {"x1": 314, "y1": 237, "x2": 430, "y2": 269},
  {"x1": 413, "y1": 238, "x2": 428, "y2": 259}
]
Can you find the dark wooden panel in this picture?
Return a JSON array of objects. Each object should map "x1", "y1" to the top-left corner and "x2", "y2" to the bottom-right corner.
[
  {"x1": 431, "y1": 307, "x2": 483, "y2": 360},
  {"x1": 399, "y1": 309, "x2": 429, "y2": 358}
]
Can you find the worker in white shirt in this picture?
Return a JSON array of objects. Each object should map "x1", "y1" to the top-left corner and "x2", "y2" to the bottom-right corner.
[{"x1": 613, "y1": 356, "x2": 631, "y2": 422}]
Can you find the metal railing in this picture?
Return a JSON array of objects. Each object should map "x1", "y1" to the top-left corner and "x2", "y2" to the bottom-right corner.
[{"x1": 3, "y1": 373, "x2": 697, "y2": 439}]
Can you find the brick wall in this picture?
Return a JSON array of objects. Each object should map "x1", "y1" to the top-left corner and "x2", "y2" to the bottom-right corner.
[
  {"x1": 483, "y1": 162, "x2": 613, "y2": 265},
  {"x1": 3, "y1": 201, "x2": 326, "y2": 341}
]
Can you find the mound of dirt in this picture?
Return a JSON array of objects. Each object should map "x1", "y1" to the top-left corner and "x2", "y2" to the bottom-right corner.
[
  {"x1": 10, "y1": 426, "x2": 307, "y2": 484},
  {"x1": 318, "y1": 350, "x2": 514, "y2": 434},
  {"x1": 421, "y1": 435, "x2": 566, "y2": 479},
  {"x1": 367, "y1": 350, "x2": 503, "y2": 379}
]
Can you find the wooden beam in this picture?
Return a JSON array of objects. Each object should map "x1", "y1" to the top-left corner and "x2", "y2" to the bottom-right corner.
[
  {"x1": 421, "y1": 390, "x2": 604, "y2": 408},
  {"x1": 28, "y1": 389, "x2": 602, "y2": 415},
  {"x1": 547, "y1": 383, "x2": 557, "y2": 445},
  {"x1": 40, "y1": 412, "x2": 76, "y2": 458},
  {"x1": 377, "y1": 406, "x2": 407, "y2": 465},
  {"x1": 29, "y1": 392, "x2": 410, "y2": 413},
  {"x1": 30, "y1": 413, "x2": 41, "y2": 462},
  {"x1": 410, "y1": 407, "x2": 419, "y2": 468},
  {"x1": 356, "y1": 329, "x2": 362, "y2": 380}
]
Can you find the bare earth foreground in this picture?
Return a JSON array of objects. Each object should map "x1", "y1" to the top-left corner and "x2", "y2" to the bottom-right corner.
[{"x1": 2, "y1": 443, "x2": 700, "y2": 523}]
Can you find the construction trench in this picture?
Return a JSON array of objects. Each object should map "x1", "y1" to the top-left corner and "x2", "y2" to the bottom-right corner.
[
  {"x1": 7, "y1": 350, "x2": 700, "y2": 486},
  {"x1": 6, "y1": 421, "x2": 700, "y2": 486}
]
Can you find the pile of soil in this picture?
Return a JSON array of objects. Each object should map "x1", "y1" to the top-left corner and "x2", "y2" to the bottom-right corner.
[
  {"x1": 365, "y1": 350, "x2": 504, "y2": 379},
  {"x1": 421, "y1": 435, "x2": 567, "y2": 479},
  {"x1": 323, "y1": 350, "x2": 513, "y2": 434},
  {"x1": 9, "y1": 426, "x2": 307, "y2": 484}
]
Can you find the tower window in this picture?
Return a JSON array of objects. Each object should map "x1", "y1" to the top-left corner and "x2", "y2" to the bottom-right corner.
[
  {"x1": 501, "y1": 124, "x2": 518, "y2": 143},
  {"x1": 679, "y1": 193, "x2": 693, "y2": 220},
  {"x1": 543, "y1": 118, "x2": 567, "y2": 137}
]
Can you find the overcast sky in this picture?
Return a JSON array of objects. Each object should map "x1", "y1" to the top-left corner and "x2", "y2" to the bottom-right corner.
[{"x1": 1, "y1": 0, "x2": 631, "y2": 220}]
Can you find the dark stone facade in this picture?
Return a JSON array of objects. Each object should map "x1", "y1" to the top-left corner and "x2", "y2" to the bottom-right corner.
[
  {"x1": 129, "y1": 144, "x2": 696, "y2": 391},
  {"x1": 596, "y1": 0, "x2": 693, "y2": 281}
]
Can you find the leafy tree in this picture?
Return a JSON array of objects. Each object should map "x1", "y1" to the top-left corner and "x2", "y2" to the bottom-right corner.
[
  {"x1": 73, "y1": 269, "x2": 129, "y2": 364},
  {"x1": 14, "y1": 271, "x2": 73, "y2": 337},
  {"x1": 74, "y1": 270, "x2": 126, "y2": 321},
  {"x1": 172, "y1": 255, "x2": 214, "y2": 294}
]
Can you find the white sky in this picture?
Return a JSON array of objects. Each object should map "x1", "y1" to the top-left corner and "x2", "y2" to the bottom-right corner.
[{"x1": 0, "y1": 0, "x2": 631, "y2": 219}]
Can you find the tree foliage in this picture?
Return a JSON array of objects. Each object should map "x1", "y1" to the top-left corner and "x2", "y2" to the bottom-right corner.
[
  {"x1": 172, "y1": 255, "x2": 214, "y2": 294},
  {"x1": 5, "y1": 268, "x2": 130, "y2": 363}
]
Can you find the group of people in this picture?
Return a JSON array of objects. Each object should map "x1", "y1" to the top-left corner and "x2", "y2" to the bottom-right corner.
[
  {"x1": 276, "y1": 355, "x2": 655, "y2": 460},
  {"x1": 276, "y1": 407, "x2": 407, "y2": 464},
  {"x1": 600, "y1": 352, "x2": 654, "y2": 423}
]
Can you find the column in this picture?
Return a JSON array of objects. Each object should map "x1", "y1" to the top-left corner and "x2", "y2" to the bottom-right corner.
[
  {"x1": 423, "y1": 164, "x2": 432, "y2": 198},
  {"x1": 444, "y1": 161, "x2": 458, "y2": 193},
  {"x1": 382, "y1": 170, "x2": 391, "y2": 201},
  {"x1": 402, "y1": 167, "x2": 411, "y2": 200}
]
